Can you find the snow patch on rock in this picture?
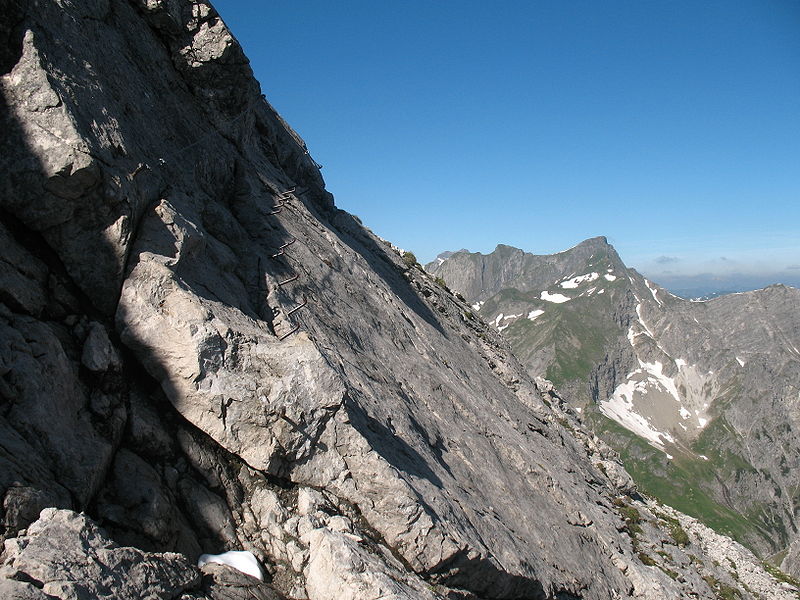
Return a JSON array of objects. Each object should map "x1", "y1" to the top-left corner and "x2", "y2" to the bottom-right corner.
[
  {"x1": 540, "y1": 291, "x2": 571, "y2": 303},
  {"x1": 559, "y1": 272, "x2": 599, "y2": 289},
  {"x1": 645, "y1": 279, "x2": 663, "y2": 307},
  {"x1": 601, "y1": 377, "x2": 676, "y2": 451},
  {"x1": 198, "y1": 551, "x2": 263, "y2": 581}
]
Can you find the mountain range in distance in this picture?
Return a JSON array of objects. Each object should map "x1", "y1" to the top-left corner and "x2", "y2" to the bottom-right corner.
[
  {"x1": 426, "y1": 237, "x2": 800, "y2": 564},
  {"x1": 431, "y1": 243, "x2": 800, "y2": 301},
  {"x1": 651, "y1": 273, "x2": 800, "y2": 301}
]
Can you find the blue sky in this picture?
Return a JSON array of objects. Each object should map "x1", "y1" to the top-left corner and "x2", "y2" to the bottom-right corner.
[{"x1": 212, "y1": 1, "x2": 799, "y2": 285}]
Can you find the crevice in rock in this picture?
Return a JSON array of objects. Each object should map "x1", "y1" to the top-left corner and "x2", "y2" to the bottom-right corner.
[
  {"x1": 0, "y1": 0, "x2": 27, "y2": 76},
  {"x1": 10, "y1": 570, "x2": 45, "y2": 589},
  {"x1": 0, "y1": 209, "x2": 97, "y2": 320}
]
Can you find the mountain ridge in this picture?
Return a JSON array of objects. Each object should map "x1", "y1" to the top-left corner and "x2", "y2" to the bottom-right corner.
[{"x1": 427, "y1": 239, "x2": 800, "y2": 561}]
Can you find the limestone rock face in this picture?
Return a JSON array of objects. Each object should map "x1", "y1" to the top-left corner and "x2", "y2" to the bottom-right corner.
[
  {"x1": 782, "y1": 538, "x2": 800, "y2": 579},
  {"x1": 1, "y1": 1, "x2": 798, "y2": 598},
  {"x1": 0, "y1": 508, "x2": 200, "y2": 599}
]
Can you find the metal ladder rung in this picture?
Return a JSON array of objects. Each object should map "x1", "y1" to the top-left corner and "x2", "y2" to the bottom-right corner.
[
  {"x1": 277, "y1": 273, "x2": 299, "y2": 286},
  {"x1": 278, "y1": 323, "x2": 300, "y2": 340},
  {"x1": 286, "y1": 295, "x2": 307, "y2": 316}
]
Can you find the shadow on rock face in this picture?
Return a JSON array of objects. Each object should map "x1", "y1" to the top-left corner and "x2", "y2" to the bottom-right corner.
[
  {"x1": 0, "y1": 25, "x2": 259, "y2": 560},
  {"x1": 428, "y1": 546, "x2": 550, "y2": 600},
  {"x1": 347, "y1": 401, "x2": 444, "y2": 489},
  {"x1": 0, "y1": 80, "x2": 119, "y2": 525},
  {"x1": 0, "y1": 0, "x2": 26, "y2": 76},
  {"x1": 328, "y1": 209, "x2": 446, "y2": 336}
]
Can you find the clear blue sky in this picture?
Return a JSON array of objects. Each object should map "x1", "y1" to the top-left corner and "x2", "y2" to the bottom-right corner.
[{"x1": 212, "y1": 1, "x2": 799, "y2": 284}]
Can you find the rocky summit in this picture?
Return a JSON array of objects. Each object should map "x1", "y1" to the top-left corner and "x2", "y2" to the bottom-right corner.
[
  {"x1": 428, "y1": 239, "x2": 800, "y2": 568},
  {"x1": 1, "y1": 1, "x2": 799, "y2": 599}
]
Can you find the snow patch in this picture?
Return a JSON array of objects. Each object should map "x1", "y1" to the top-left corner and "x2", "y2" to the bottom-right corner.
[
  {"x1": 540, "y1": 291, "x2": 571, "y2": 303},
  {"x1": 198, "y1": 551, "x2": 263, "y2": 581},
  {"x1": 639, "y1": 361, "x2": 682, "y2": 404},
  {"x1": 675, "y1": 358, "x2": 686, "y2": 369},
  {"x1": 698, "y1": 417, "x2": 708, "y2": 428},
  {"x1": 598, "y1": 289, "x2": 605, "y2": 294},
  {"x1": 635, "y1": 303, "x2": 656, "y2": 339},
  {"x1": 666, "y1": 453, "x2": 674, "y2": 460},
  {"x1": 471, "y1": 300, "x2": 485, "y2": 311},
  {"x1": 699, "y1": 454, "x2": 709, "y2": 461},
  {"x1": 497, "y1": 313, "x2": 523, "y2": 332},
  {"x1": 736, "y1": 356, "x2": 745, "y2": 367},
  {"x1": 679, "y1": 407, "x2": 691, "y2": 420},
  {"x1": 604, "y1": 273, "x2": 617, "y2": 281},
  {"x1": 527, "y1": 309, "x2": 545, "y2": 321},
  {"x1": 559, "y1": 272, "x2": 599, "y2": 288},
  {"x1": 601, "y1": 380, "x2": 675, "y2": 451},
  {"x1": 645, "y1": 278, "x2": 663, "y2": 307}
]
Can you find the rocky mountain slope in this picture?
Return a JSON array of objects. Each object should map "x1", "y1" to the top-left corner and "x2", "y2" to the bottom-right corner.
[
  {"x1": 428, "y1": 240, "x2": 800, "y2": 564},
  {"x1": 2, "y1": 1, "x2": 799, "y2": 598}
]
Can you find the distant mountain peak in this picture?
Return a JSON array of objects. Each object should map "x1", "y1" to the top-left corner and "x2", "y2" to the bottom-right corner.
[{"x1": 433, "y1": 249, "x2": 469, "y2": 265}]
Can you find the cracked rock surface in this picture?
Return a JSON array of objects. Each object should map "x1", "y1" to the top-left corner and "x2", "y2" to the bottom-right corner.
[{"x1": 1, "y1": 1, "x2": 798, "y2": 598}]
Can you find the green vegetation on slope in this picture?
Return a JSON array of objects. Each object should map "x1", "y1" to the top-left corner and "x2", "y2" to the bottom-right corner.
[
  {"x1": 501, "y1": 282, "x2": 623, "y2": 390},
  {"x1": 587, "y1": 409, "x2": 777, "y2": 554}
]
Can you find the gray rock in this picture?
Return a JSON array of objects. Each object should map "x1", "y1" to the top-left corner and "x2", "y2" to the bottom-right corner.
[
  {"x1": 191, "y1": 563, "x2": 282, "y2": 600},
  {"x1": 0, "y1": 508, "x2": 200, "y2": 599},
  {"x1": 782, "y1": 538, "x2": 800, "y2": 578},
  {"x1": 1, "y1": 1, "x2": 796, "y2": 599},
  {"x1": 0, "y1": 308, "x2": 117, "y2": 509},
  {"x1": 81, "y1": 321, "x2": 121, "y2": 373},
  {"x1": 1, "y1": 486, "x2": 57, "y2": 538},
  {"x1": 0, "y1": 222, "x2": 48, "y2": 316},
  {"x1": 95, "y1": 448, "x2": 201, "y2": 556}
]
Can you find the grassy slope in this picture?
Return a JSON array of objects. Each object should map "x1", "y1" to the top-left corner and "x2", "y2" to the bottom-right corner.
[
  {"x1": 587, "y1": 408, "x2": 778, "y2": 553},
  {"x1": 501, "y1": 280, "x2": 623, "y2": 393}
]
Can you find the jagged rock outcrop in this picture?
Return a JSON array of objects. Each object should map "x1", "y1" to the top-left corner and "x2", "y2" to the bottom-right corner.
[
  {"x1": 0, "y1": 508, "x2": 283, "y2": 599},
  {"x1": 428, "y1": 240, "x2": 800, "y2": 561},
  {"x1": 0, "y1": 508, "x2": 200, "y2": 599},
  {"x1": 1, "y1": 1, "x2": 798, "y2": 598}
]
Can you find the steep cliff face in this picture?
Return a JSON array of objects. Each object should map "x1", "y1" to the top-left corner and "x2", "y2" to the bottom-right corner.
[
  {"x1": 428, "y1": 241, "x2": 800, "y2": 562},
  {"x1": 1, "y1": 2, "x2": 798, "y2": 599}
]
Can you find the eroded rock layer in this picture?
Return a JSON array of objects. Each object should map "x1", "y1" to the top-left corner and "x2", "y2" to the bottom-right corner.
[{"x1": 1, "y1": 1, "x2": 797, "y2": 598}]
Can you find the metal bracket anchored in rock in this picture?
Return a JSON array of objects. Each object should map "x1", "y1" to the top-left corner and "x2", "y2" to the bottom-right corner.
[
  {"x1": 278, "y1": 322, "x2": 301, "y2": 341},
  {"x1": 270, "y1": 239, "x2": 296, "y2": 259},
  {"x1": 286, "y1": 295, "x2": 307, "y2": 316},
  {"x1": 277, "y1": 273, "x2": 299, "y2": 287}
]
